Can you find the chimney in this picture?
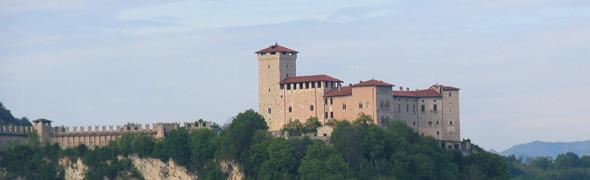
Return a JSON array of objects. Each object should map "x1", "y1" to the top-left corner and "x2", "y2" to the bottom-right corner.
[
  {"x1": 399, "y1": 86, "x2": 403, "y2": 91},
  {"x1": 406, "y1": 87, "x2": 409, "y2": 91}
]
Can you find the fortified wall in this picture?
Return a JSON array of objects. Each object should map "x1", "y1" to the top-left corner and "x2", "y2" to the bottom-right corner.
[{"x1": 0, "y1": 118, "x2": 212, "y2": 149}]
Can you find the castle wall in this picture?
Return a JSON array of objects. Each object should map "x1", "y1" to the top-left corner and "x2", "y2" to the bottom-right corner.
[
  {"x1": 258, "y1": 52, "x2": 297, "y2": 131},
  {"x1": 441, "y1": 89, "x2": 460, "y2": 141},
  {"x1": 281, "y1": 83, "x2": 328, "y2": 124},
  {"x1": 392, "y1": 97, "x2": 419, "y2": 131},
  {"x1": 416, "y1": 97, "x2": 444, "y2": 139},
  {"x1": 0, "y1": 125, "x2": 34, "y2": 149},
  {"x1": 325, "y1": 86, "x2": 394, "y2": 127}
]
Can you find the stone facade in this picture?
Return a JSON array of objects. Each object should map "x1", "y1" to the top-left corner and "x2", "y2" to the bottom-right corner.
[{"x1": 256, "y1": 44, "x2": 461, "y2": 141}]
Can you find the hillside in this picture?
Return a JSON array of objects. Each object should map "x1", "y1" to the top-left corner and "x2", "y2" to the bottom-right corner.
[
  {"x1": 501, "y1": 140, "x2": 590, "y2": 158},
  {"x1": 0, "y1": 101, "x2": 31, "y2": 126}
]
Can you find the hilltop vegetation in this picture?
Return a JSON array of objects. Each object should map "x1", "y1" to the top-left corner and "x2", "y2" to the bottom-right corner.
[
  {"x1": 506, "y1": 152, "x2": 590, "y2": 179},
  {"x1": 0, "y1": 110, "x2": 508, "y2": 179},
  {"x1": 0, "y1": 101, "x2": 31, "y2": 126}
]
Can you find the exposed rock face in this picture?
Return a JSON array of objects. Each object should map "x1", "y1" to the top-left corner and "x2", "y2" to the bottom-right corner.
[
  {"x1": 219, "y1": 160, "x2": 244, "y2": 180},
  {"x1": 59, "y1": 158, "x2": 87, "y2": 180},
  {"x1": 129, "y1": 155, "x2": 198, "y2": 180}
]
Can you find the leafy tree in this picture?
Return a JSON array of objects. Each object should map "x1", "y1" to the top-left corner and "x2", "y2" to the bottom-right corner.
[
  {"x1": 219, "y1": 109, "x2": 268, "y2": 161},
  {"x1": 282, "y1": 119, "x2": 304, "y2": 136},
  {"x1": 554, "y1": 152, "x2": 581, "y2": 169},
  {"x1": 257, "y1": 138, "x2": 298, "y2": 179},
  {"x1": 303, "y1": 117, "x2": 321, "y2": 134},
  {"x1": 298, "y1": 141, "x2": 353, "y2": 180},
  {"x1": 189, "y1": 128, "x2": 217, "y2": 168},
  {"x1": 162, "y1": 128, "x2": 191, "y2": 167}
]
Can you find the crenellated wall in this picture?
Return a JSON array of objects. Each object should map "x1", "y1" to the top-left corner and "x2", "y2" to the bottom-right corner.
[{"x1": 0, "y1": 120, "x2": 213, "y2": 150}]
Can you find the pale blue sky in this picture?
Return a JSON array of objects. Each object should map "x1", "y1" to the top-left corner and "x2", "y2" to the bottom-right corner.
[{"x1": 1, "y1": 0, "x2": 590, "y2": 151}]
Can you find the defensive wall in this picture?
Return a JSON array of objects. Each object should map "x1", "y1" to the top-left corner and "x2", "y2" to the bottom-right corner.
[{"x1": 0, "y1": 119, "x2": 212, "y2": 150}]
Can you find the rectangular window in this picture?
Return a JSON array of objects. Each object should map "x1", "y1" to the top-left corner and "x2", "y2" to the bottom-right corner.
[
  {"x1": 421, "y1": 105, "x2": 425, "y2": 112},
  {"x1": 287, "y1": 84, "x2": 291, "y2": 90},
  {"x1": 325, "y1": 112, "x2": 328, "y2": 119},
  {"x1": 406, "y1": 104, "x2": 409, "y2": 112},
  {"x1": 330, "y1": 112, "x2": 334, "y2": 118},
  {"x1": 270, "y1": 52, "x2": 276, "y2": 55},
  {"x1": 413, "y1": 105, "x2": 415, "y2": 112},
  {"x1": 325, "y1": 98, "x2": 328, "y2": 104},
  {"x1": 318, "y1": 81, "x2": 322, "y2": 88},
  {"x1": 311, "y1": 82, "x2": 315, "y2": 88},
  {"x1": 433, "y1": 104, "x2": 438, "y2": 112},
  {"x1": 330, "y1": 98, "x2": 333, "y2": 105},
  {"x1": 280, "y1": 84, "x2": 284, "y2": 89},
  {"x1": 305, "y1": 82, "x2": 309, "y2": 89},
  {"x1": 398, "y1": 104, "x2": 401, "y2": 112},
  {"x1": 294, "y1": 83, "x2": 297, "y2": 90},
  {"x1": 343, "y1": 104, "x2": 347, "y2": 110},
  {"x1": 268, "y1": 108, "x2": 271, "y2": 114}
]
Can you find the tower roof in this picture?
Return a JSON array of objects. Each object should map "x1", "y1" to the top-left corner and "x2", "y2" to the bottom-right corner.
[
  {"x1": 32, "y1": 118, "x2": 52, "y2": 123},
  {"x1": 392, "y1": 89, "x2": 442, "y2": 97},
  {"x1": 351, "y1": 79, "x2": 394, "y2": 87},
  {"x1": 255, "y1": 43, "x2": 298, "y2": 54},
  {"x1": 279, "y1": 74, "x2": 342, "y2": 84}
]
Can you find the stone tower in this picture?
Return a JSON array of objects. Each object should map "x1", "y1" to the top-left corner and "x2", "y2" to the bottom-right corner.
[
  {"x1": 256, "y1": 43, "x2": 298, "y2": 130},
  {"x1": 32, "y1": 118, "x2": 53, "y2": 143}
]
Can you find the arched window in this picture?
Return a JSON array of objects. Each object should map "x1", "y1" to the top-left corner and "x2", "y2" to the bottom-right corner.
[
  {"x1": 385, "y1": 101, "x2": 390, "y2": 108},
  {"x1": 380, "y1": 100, "x2": 384, "y2": 108},
  {"x1": 436, "y1": 121, "x2": 439, "y2": 125},
  {"x1": 428, "y1": 121, "x2": 433, "y2": 127}
]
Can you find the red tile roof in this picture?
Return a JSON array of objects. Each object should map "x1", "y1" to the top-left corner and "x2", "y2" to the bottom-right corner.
[
  {"x1": 392, "y1": 91, "x2": 417, "y2": 97},
  {"x1": 255, "y1": 43, "x2": 298, "y2": 53},
  {"x1": 392, "y1": 89, "x2": 442, "y2": 98},
  {"x1": 442, "y1": 86, "x2": 460, "y2": 90},
  {"x1": 279, "y1": 75, "x2": 342, "y2": 84},
  {"x1": 324, "y1": 86, "x2": 352, "y2": 97},
  {"x1": 351, "y1": 79, "x2": 394, "y2": 87}
]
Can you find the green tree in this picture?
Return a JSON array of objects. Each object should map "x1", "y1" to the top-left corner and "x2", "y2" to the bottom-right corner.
[
  {"x1": 188, "y1": 128, "x2": 217, "y2": 168},
  {"x1": 220, "y1": 109, "x2": 268, "y2": 161},
  {"x1": 257, "y1": 138, "x2": 297, "y2": 179},
  {"x1": 554, "y1": 152, "x2": 581, "y2": 169},
  {"x1": 303, "y1": 117, "x2": 321, "y2": 134},
  {"x1": 298, "y1": 141, "x2": 353, "y2": 180}
]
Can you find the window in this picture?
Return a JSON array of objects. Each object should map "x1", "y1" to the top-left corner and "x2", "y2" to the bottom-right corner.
[
  {"x1": 343, "y1": 104, "x2": 347, "y2": 110},
  {"x1": 294, "y1": 83, "x2": 297, "y2": 90},
  {"x1": 433, "y1": 104, "x2": 438, "y2": 112},
  {"x1": 434, "y1": 100, "x2": 437, "y2": 102},
  {"x1": 436, "y1": 121, "x2": 439, "y2": 125},
  {"x1": 268, "y1": 108, "x2": 271, "y2": 114},
  {"x1": 437, "y1": 131, "x2": 440, "y2": 135},
  {"x1": 449, "y1": 93, "x2": 452, "y2": 97},
  {"x1": 282, "y1": 52, "x2": 287, "y2": 55},
  {"x1": 413, "y1": 121, "x2": 416, "y2": 126},
  {"x1": 450, "y1": 121, "x2": 453, "y2": 125},
  {"x1": 428, "y1": 121, "x2": 432, "y2": 126},
  {"x1": 325, "y1": 112, "x2": 328, "y2": 119},
  {"x1": 330, "y1": 98, "x2": 333, "y2": 105},
  {"x1": 318, "y1": 81, "x2": 322, "y2": 88},
  {"x1": 261, "y1": 52, "x2": 266, "y2": 56},
  {"x1": 398, "y1": 104, "x2": 401, "y2": 112},
  {"x1": 421, "y1": 105, "x2": 425, "y2": 112},
  {"x1": 359, "y1": 102, "x2": 363, "y2": 109},
  {"x1": 305, "y1": 82, "x2": 309, "y2": 89},
  {"x1": 380, "y1": 101, "x2": 384, "y2": 108},
  {"x1": 386, "y1": 101, "x2": 390, "y2": 108},
  {"x1": 406, "y1": 104, "x2": 409, "y2": 112},
  {"x1": 280, "y1": 84, "x2": 284, "y2": 89},
  {"x1": 268, "y1": 88, "x2": 270, "y2": 92},
  {"x1": 287, "y1": 84, "x2": 291, "y2": 90},
  {"x1": 422, "y1": 100, "x2": 424, "y2": 102},
  {"x1": 413, "y1": 105, "x2": 415, "y2": 112},
  {"x1": 268, "y1": 65, "x2": 270, "y2": 68},
  {"x1": 289, "y1": 106, "x2": 293, "y2": 113},
  {"x1": 311, "y1": 82, "x2": 315, "y2": 88},
  {"x1": 310, "y1": 105, "x2": 314, "y2": 111},
  {"x1": 270, "y1": 52, "x2": 276, "y2": 55},
  {"x1": 330, "y1": 112, "x2": 334, "y2": 118},
  {"x1": 325, "y1": 98, "x2": 328, "y2": 104}
]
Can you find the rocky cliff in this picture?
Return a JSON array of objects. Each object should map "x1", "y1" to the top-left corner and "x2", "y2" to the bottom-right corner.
[{"x1": 60, "y1": 156, "x2": 244, "y2": 180}]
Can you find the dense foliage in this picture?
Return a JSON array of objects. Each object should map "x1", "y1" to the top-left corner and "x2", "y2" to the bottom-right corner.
[
  {"x1": 0, "y1": 109, "x2": 510, "y2": 179},
  {"x1": 0, "y1": 101, "x2": 32, "y2": 126},
  {"x1": 507, "y1": 152, "x2": 590, "y2": 179}
]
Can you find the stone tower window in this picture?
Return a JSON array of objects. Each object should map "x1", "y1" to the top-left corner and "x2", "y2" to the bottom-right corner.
[
  {"x1": 330, "y1": 112, "x2": 334, "y2": 118},
  {"x1": 270, "y1": 52, "x2": 276, "y2": 55},
  {"x1": 325, "y1": 98, "x2": 328, "y2": 104},
  {"x1": 433, "y1": 104, "x2": 438, "y2": 112},
  {"x1": 310, "y1": 105, "x2": 314, "y2": 111},
  {"x1": 325, "y1": 112, "x2": 328, "y2": 119},
  {"x1": 330, "y1": 98, "x2": 333, "y2": 105},
  {"x1": 289, "y1": 106, "x2": 293, "y2": 113},
  {"x1": 421, "y1": 105, "x2": 425, "y2": 112},
  {"x1": 406, "y1": 104, "x2": 409, "y2": 112},
  {"x1": 268, "y1": 65, "x2": 270, "y2": 68},
  {"x1": 268, "y1": 108, "x2": 271, "y2": 114},
  {"x1": 449, "y1": 93, "x2": 452, "y2": 97},
  {"x1": 342, "y1": 104, "x2": 347, "y2": 110},
  {"x1": 428, "y1": 121, "x2": 432, "y2": 127},
  {"x1": 413, "y1": 121, "x2": 416, "y2": 126},
  {"x1": 450, "y1": 121, "x2": 453, "y2": 125},
  {"x1": 359, "y1": 102, "x2": 363, "y2": 109}
]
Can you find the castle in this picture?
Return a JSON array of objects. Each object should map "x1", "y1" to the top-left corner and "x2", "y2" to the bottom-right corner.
[{"x1": 256, "y1": 43, "x2": 461, "y2": 141}]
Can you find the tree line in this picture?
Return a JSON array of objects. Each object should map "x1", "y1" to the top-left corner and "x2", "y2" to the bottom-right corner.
[{"x1": 0, "y1": 110, "x2": 510, "y2": 179}]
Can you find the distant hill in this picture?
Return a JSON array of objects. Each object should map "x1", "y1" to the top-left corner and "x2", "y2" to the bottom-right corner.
[
  {"x1": 0, "y1": 101, "x2": 32, "y2": 126},
  {"x1": 501, "y1": 140, "x2": 590, "y2": 158}
]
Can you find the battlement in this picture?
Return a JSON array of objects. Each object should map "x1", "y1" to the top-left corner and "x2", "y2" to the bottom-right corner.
[
  {"x1": 0, "y1": 125, "x2": 34, "y2": 135},
  {"x1": 0, "y1": 119, "x2": 216, "y2": 149}
]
